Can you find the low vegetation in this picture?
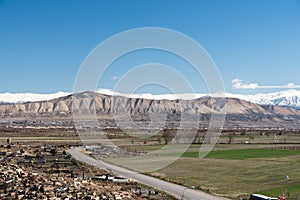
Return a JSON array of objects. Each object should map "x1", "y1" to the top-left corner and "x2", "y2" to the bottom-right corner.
[
  {"x1": 153, "y1": 144, "x2": 300, "y2": 199},
  {"x1": 183, "y1": 148, "x2": 300, "y2": 160},
  {"x1": 1, "y1": 128, "x2": 300, "y2": 199}
]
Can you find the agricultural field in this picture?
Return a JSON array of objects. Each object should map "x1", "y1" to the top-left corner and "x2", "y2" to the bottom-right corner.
[
  {"x1": 107, "y1": 131, "x2": 300, "y2": 199},
  {"x1": 151, "y1": 144, "x2": 300, "y2": 199},
  {"x1": 1, "y1": 129, "x2": 300, "y2": 199}
]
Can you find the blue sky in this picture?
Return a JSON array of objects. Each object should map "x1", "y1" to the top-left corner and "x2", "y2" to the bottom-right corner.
[{"x1": 0, "y1": 0, "x2": 300, "y2": 94}]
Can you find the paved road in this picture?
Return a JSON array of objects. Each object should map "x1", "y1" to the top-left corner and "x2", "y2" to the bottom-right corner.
[{"x1": 68, "y1": 147, "x2": 229, "y2": 200}]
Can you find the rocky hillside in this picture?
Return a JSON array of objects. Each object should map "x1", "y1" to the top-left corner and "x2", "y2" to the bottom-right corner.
[
  {"x1": 0, "y1": 92, "x2": 300, "y2": 125},
  {"x1": 1, "y1": 89, "x2": 300, "y2": 109}
]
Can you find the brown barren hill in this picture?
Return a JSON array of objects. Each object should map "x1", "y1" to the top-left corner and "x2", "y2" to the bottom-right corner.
[{"x1": 0, "y1": 91, "x2": 299, "y2": 127}]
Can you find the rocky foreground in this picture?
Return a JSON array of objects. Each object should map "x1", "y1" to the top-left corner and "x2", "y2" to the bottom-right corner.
[{"x1": 0, "y1": 143, "x2": 172, "y2": 200}]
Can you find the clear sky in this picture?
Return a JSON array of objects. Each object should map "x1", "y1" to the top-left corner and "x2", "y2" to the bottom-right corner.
[{"x1": 0, "y1": 0, "x2": 299, "y2": 94}]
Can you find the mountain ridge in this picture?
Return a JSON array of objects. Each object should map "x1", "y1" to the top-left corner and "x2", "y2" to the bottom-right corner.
[
  {"x1": 1, "y1": 89, "x2": 300, "y2": 109},
  {"x1": 0, "y1": 91, "x2": 299, "y2": 128}
]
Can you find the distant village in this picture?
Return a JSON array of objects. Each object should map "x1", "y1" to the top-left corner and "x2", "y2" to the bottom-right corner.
[{"x1": 2, "y1": 119, "x2": 300, "y2": 131}]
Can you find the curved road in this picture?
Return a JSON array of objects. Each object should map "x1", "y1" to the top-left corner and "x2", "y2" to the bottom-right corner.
[{"x1": 68, "y1": 147, "x2": 229, "y2": 200}]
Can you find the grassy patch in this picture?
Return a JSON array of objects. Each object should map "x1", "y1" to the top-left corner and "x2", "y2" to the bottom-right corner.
[
  {"x1": 182, "y1": 149, "x2": 300, "y2": 160},
  {"x1": 152, "y1": 145, "x2": 300, "y2": 198},
  {"x1": 155, "y1": 156, "x2": 300, "y2": 198},
  {"x1": 259, "y1": 183, "x2": 300, "y2": 199}
]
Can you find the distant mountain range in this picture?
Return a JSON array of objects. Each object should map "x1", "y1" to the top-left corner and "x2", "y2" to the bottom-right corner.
[
  {"x1": 227, "y1": 90, "x2": 300, "y2": 110},
  {"x1": 1, "y1": 89, "x2": 300, "y2": 109},
  {"x1": 0, "y1": 90, "x2": 300, "y2": 127},
  {"x1": 0, "y1": 92, "x2": 71, "y2": 104}
]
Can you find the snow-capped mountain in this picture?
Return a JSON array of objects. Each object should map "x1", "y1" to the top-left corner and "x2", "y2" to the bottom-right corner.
[
  {"x1": 0, "y1": 92, "x2": 71, "y2": 104},
  {"x1": 227, "y1": 90, "x2": 300, "y2": 109},
  {"x1": 0, "y1": 89, "x2": 300, "y2": 109}
]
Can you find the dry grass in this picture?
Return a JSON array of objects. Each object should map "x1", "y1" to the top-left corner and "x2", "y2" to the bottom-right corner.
[{"x1": 153, "y1": 144, "x2": 300, "y2": 199}]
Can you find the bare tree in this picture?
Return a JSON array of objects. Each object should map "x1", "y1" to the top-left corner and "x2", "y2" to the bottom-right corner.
[
  {"x1": 228, "y1": 133, "x2": 234, "y2": 144},
  {"x1": 162, "y1": 128, "x2": 175, "y2": 145}
]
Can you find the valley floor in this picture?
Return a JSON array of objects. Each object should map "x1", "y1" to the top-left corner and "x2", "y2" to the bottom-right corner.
[{"x1": 1, "y1": 129, "x2": 300, "y2": 199}]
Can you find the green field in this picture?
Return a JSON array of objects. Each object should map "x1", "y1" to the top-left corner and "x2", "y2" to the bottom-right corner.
[
  {"x1": 109, "y1": 133, "x2": 300, "y2": 199},
  {"x1": 260, "y1": 184, "x2": 300, "y2": 199},
  {"x1": 182, "y1": 149, "x2": 300, "y2": 160},
  {"x1": 3, "y1": 131, "x2": 300, "y2": 199},
  {"x1": 149, "y1": 144, "x2": 300, "y2": 199}
]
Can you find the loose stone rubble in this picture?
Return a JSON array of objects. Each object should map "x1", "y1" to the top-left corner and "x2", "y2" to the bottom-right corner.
[{"x1": 0, "y1": 142, "x2": 171, "y2": 200}]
